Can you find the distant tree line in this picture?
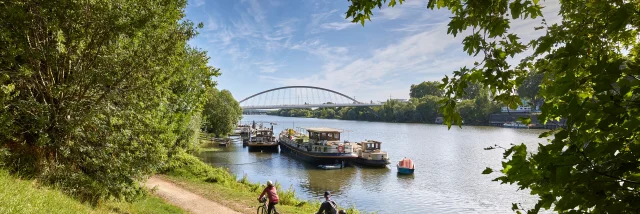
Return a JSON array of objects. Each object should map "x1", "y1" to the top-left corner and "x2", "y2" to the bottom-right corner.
[{"x1": 269, "y1": 81, "x2": 501, "y2": 125}]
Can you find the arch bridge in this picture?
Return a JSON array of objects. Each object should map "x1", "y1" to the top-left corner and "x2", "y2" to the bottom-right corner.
[{"x1": 239, "y1": 86, "x2": 382, "y2": 110}]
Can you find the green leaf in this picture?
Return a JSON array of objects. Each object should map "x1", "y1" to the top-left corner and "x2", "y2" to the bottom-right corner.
[
  {"x1": 534, "y1": 36, "x2": 553, "y2": 55},
  {"x1": 538, "y1": 130, "x2": 555, "y2": 138},
  {"x1": 517, "y1": 117, "x2": 532, "y2": 124},
  {"x1": 509, "y1": 0, "x2": 523, "y2": 19},
  {"x1": 482, "y1": 167, "x2": 494, "y2": 174},
  {"x1": 608, "y1": 5, "x2": 631, "y2": 33}
]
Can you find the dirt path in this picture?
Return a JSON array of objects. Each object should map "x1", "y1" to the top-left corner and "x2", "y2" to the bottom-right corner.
[{"x1": 145, "y1": 176, "x2": 241, "y2": 214}]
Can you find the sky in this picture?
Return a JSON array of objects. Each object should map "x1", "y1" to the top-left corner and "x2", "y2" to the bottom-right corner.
[{"x1": 184, "y1": 0, "x2": 561, "y2": 103}]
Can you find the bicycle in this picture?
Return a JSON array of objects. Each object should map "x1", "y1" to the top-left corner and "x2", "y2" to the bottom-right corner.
[
  {"x1": 257, "y1": 197, "x2": 268, "y2": 214},
  {"x1": 257, "y1": 197, "x2": 280, "y2": 214}
]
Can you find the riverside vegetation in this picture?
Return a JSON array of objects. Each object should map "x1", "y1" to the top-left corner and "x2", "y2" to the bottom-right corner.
[
  {"x1": 0, "y1": 0, "x2": 358, "y2": 213},
  {"x1": 269, "y1": 81, "x2": 503, "y2": 125}
]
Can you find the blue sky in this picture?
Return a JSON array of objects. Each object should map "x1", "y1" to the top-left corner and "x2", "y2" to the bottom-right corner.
[{"x1": 184, "y1": 0, "x2": 560, "y2": 103}]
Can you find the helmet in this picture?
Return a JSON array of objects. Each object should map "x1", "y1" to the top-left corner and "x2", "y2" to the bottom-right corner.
[
  {"x1": 324, "y1": 191, "x2": 331, "y2": 197},
  {"x1": 267, "y1": 180, "x2": 273, "y2": 187}
]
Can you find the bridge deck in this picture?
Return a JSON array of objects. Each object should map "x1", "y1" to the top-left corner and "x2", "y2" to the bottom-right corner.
[{"x1": 241, "y1": 103, "x2": 382, "y2": 110}]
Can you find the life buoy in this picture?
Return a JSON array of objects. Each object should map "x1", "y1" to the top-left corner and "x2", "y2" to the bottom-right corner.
[{"x1": 337, "y1": 145, "x2": 345, "y2": 153}]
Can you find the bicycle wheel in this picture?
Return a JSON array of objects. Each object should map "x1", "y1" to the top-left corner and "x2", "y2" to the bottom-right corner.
[{"x1": 257, "y1": 205, "x2": 265, "y2": 214}]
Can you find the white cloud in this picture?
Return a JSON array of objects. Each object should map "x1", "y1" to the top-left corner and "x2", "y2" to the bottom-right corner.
[
  {"x1": 320, "y1": 22, "x2": 355, "y2": 31},
  {"x1": 390, "y1": 22, "x2": 443, "y2": 32},
  {"x1": 205, "y1": 16, "x2": 218, "y2": 31},
  {"x1": 274, "y1": 19, "x2": 297, "y2": 36},
  {"x1": 263, "y1": 23, "x2": 464, "y2": 101},
  {"x1": 308, "y1": 9, "x2": 354, "y2": 33},
  {"x1": 210, "y1": 28, "x2": 235, "y2": 45},
  {"x1": 290, "y1": 39, "x2": 349, "y2": 62},
  {"x1": 378, "y1": 7, "x2": 404, "y2": 20},
  {"x1": 199, "y1": 1, "x2": 300, "y2": 77},
  {"x1": 310, "y1": 9, "x2": 338, "y2": 27},
  {"x1": 377, "y1": 0, "x2": 429, "y2": 20},
  {"x1": 241, "y1": 0, "x2": 266, "y2": 23},
  {"x1": 195, "y1": 0, "x2": 205, "y2": 7},
  {"x1": 254, "y1": 60, "x2": 281, "y2": 73}
]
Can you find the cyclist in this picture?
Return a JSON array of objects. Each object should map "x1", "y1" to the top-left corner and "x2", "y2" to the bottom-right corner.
[
  {"x1": 316, "y1": 191, "x2": 346, "y2": 214},
  {"x1": 258, "y1": 180, "x2": 279, "y2": 214}
]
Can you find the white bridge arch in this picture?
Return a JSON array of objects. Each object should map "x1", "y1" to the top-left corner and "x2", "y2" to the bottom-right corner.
[{"x1": 239, "y1": 86, "x2": 382, "y2": 110}]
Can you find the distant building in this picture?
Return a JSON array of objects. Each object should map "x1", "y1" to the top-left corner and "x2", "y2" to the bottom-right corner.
[
  {"x1": 382, "y1": 98, "x2": 409, "y2": 104},
  {"x1": 501, "y1": 98, "x2": 540, "y2": 113},
  {"x1": 501, "y1": 106, "x2": 533, "y2": 113}
]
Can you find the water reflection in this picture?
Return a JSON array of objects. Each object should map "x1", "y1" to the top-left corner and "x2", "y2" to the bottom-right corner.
[
  {"x1": 301, "y1": 167, "x2": 357, "y2": 197},
  {"x1": 199, "y1": 115, "x2": 548, "y2": 213},
  {"x1": 359, "y1": 167, "x2": 391, "y2": 193}
]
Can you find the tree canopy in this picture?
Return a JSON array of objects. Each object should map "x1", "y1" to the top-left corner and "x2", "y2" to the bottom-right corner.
[
  {"x1": 517, "y1": 71, "x2": 544, "y2": 107},
  {"x1": 347, "y1": 0, "x2": 640, "y2": 213},
  {"x1": 0, "y1": 0, "x2": 219, "y2": 202},
  {"x1": 410, "y1": 81, "x2": 443, "y2": 98},
  {"x1": 202, "y1": 89, "x2": 243, "y2": 137},
  {"x1": 462, "y1": 81, "x2": 485, "y2": 100}
]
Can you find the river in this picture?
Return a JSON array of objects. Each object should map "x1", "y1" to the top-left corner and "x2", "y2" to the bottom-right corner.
[{"x1": 198, "y1": 115, "x2": 548, "y2": 213}]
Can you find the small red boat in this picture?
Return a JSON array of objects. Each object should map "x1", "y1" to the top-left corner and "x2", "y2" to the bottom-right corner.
[{"x1": 397, "y1": 157, "x2": 415, "y2": 175}]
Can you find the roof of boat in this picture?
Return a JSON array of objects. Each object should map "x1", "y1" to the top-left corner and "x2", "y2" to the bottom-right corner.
[
  {"x1": 363, "y1": 140, "x2": 382, "y2": 144},
  {"x1": 305, "y1": 127, "x2": 343, "y2": 133}
]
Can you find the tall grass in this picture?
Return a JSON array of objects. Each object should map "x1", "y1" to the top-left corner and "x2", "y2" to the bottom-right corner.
[
  {"x1": 0, "y1": 170, "x2": 93, "y2": 213},
  {"x1": 0, "y1": 170, "x2": 184, "y2": 214}
]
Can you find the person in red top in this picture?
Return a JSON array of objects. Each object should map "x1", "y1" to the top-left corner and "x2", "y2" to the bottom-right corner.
[{"x1": 258, "y1": 180, "x2": 280, "y2": 214}]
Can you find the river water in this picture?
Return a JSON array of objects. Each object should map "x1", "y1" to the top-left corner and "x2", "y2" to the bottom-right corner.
[{"x1": 198, "y1": 115, "x2": 548, "y2": 213}]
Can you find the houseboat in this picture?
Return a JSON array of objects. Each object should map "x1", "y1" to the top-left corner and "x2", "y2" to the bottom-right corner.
[
  {"x1": 278, "y1": 127, "x2": 357, "y2": 164},
  {"x1": 239, "y1": 124, "x2": 252, "y2": 146},
  {"x1": 351, "y1": 140, "x2": 391, "y2": 167},
  {"x1": 503, "y1": 122, "x2": 530, "y2": 128},
  {"x1": 247, "y1": 126, "x2": 278, "y2": 152}
]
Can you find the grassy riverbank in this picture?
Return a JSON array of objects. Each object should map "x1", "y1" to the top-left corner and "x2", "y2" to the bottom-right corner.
[
  {"x1": 0, "y1": 170, "x2": 183, "y2": 214},
  {"x1": 162, "y1": 151, "x2": 363, "y2": 214}
]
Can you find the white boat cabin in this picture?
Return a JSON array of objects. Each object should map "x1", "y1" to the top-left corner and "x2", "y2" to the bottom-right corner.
[
  {"x1": 358, "y1": 140, "x2": 388, "y2": 160},
  {"x1": 306, "y1": 127, "x2": 354, "y2": 153},
  {"x1": 251, "y1": 129, "x2": 275, "y2": 142}
]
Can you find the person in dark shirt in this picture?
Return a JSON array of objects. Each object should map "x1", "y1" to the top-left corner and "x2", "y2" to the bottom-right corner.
[{"x1": 316, "y1": 191, "x2": 346, "y2": 214}]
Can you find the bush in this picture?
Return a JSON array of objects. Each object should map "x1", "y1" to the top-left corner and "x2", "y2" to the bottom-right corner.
[
  {"x1": 274, "y1": 182, "x2": 302, "y2": 206},
  {"x1": 163, "y1": 151, "x2": 235, "y2": 185}
]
